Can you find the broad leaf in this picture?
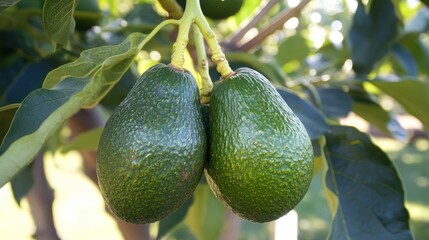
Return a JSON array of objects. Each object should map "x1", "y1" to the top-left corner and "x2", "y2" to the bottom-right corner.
[
  {"x1": 157, "y1": 196, "x2": 194, "y2": 240},
  {"x1": 371, "y1": 79, "x2": 429, "y2": 131},
  {"x1": 350, "y1": 87, "x2": 407, "y2": 141},
  {"x1": 317, "y1": 87, "x2": 353, "y2": 119},
  {"x1": 61, "y1": 127, "x2": 103, "y2": 153},
  {"x1": 185, "y1": 184, "x2": 225, "y2": 240},
  {"x1": 324, "y1": 126, "x2": 412, "y2": 239},
  {"x1": 0, "y1": 104, "x2": 19, "y2": 143},
  {"x1": 11, "y1": 161, "x2": 33, "y2": 205},
  {"x1": 277, "y1": 88, "x2": 328, "y2": 140},
  {"x1": 0, "y1": 0, "x2": 19, "y2": 12},
  {"x1": 43, "y1": 0, "x2": 76, "y2": 47},
  {"x1": 391, "y1": 44, "x2": 418, "y2": 77},
  {"x1": 0, "y1": 58, "x2": 59, "y2": 106},
  {"x1": 0, "y1": 33, "x2": 146, "y2": 187},
  {"x1": 348, "y1": 0, "x2": 401, "y2": 75},
  {"x1": 397, "y1": 32, "x2": 429, "y2": 76},
  {"x1": 276, "y1": 34, "x2": 310, "y2": 66}
]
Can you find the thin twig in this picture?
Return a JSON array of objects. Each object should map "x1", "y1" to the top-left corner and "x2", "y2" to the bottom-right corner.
[
  {"x1": 225, "y1": 0, "x2": 281, "y2": 48},
  {"x1": 239, "y1": 0, "x2": 311, "y2": 52}
]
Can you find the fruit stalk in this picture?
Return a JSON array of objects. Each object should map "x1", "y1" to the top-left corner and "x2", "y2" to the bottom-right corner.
[
  {"x1": 158, "y1": 0, "x2": 183, "y2": 19},
  {"x1": 192, "y1": 24, "x2": 212, "y2": 103},
  {"x1": 170, "y1": 0, "x2": 234, "y2": 78}
]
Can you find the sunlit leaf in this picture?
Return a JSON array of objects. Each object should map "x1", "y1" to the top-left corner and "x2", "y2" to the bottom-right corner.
[
  {"x1": 350, "y1": 87, "x2": 407, "y2": 141},
  {"x1": 43, "y1": 0, "x2": 76, "y2": 47},
  {"x1": 0, "y1": 33, "x2": 146, "y2": 187},
  {"x1": 185, "y1": 184, "x2": 225, "y2": 240},
  {"x1": 324, "y1": 126, "x2": 412, "y2": 239},
  {"x1": 371, "y1": 79, "x2": 429, "y2": 131},
  {"x1": 276, "y1": 34, "x2": 310, "y2": 66},
  {"x1": 61, "y1": 127, "x2": 103, "y2": 153}
]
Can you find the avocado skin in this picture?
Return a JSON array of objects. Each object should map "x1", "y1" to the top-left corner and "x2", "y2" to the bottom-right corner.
[
  {"x1": 206, "y1": 68, "x2": 313, "y2": 222},
  {"x1": 96, "y1": 63, "x2": 206, "y2": 224}
]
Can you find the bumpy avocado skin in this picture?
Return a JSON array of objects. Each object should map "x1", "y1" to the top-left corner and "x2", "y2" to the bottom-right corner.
[
  {"x1": 206, "y1": 68, "x2": 313, "y2": 223},
  {"x1": 96, "y1": 64, "x2": 206, "y2": 224}
]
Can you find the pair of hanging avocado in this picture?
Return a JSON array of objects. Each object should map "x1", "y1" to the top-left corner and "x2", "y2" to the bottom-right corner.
[{"x1": 96, "y1": 63, "x2": 314, "y2": 224}]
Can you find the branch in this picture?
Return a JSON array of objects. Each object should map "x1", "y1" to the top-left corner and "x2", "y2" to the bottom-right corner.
[
  {"x1": 225, "y1": 0, "x2": 280, "y2": 48},
  {"x1": 238, "y1": 0, "x2": 311, "y2": 52}
]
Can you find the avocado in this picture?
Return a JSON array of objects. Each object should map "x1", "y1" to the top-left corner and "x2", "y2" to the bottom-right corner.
[
  {"x1": 206, "y1": 67, "x2": 313, "y2": 222},
  {"x1": 96, "y1": 63, "x2": 206, "y2": 224},
  {"x1": 177, "y1": 0, "x2": 244, "y2": 20}
]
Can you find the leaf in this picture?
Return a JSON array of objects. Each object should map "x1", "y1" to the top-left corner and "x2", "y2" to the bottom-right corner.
[
  {"x1": 11, "y1": 161, "x2": 33, "y2": 205},
  {"x1": 61, "y1": 127, "x2": 103, "y2": 153},
  {"x1": 0, "y1": 58, "x2": 59, "y2": 106},
  {"x1": 391, "y1": 44, "x2": 418, "y2": 77},
  {"x1": 371, "y1": 79, "x2": 429, "y2": 131},
  {"x1": 324, "y1": 126, "x2": 412, "y2": 239},
  {"x1": 43, "y1": 0, "x2": 76, "y2": 47},
  {"x1": 275, "y1": 34, "x2": 310, "y2": 66},
  {"x1": 397, "y1": 32, "x2": 429, "y2": 76},
  {"x1": 317, "y1": 87, "x2": 353, "y2": 119},
  {"x1": 185, "y1": 184, "x2": 225, "y2": 240},
  {"x1": 348, "y1": 0, "x2": 401, "y2": 75},
  {"x1": 0, "y1": 33, "x2": 146, "y2": 187},
  {"x1": 277, "y1": 88, "x2": 328, "y2": 140},
  {"x1": 0, "y1": 0, "x2": 19, "y2": 12},
  {"x1": 350, "y1": 87, "x2": 407, "y2": 141},
  {"x1": 157, "y1": 196, "x2": 194, "y2": 240}
]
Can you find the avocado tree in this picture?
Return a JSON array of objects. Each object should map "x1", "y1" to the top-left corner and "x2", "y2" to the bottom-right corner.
[{"x1": 0, "y1": 0, "x2": 428, "y2": 239}]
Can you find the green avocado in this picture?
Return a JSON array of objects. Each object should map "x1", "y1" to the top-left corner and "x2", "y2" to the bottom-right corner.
[
  {"x1": 96, "y1": 63, "x2": 206, "y2": 224},
  {"x1": 177, "y1": 0, "x2": 244, "y2": 20},
  {"x1": 206, "y1": 68, "x2": 313, "y2": 222}
]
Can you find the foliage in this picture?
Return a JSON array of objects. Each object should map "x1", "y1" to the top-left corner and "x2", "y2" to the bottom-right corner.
[{"x1": 1, "y1": 0, "x2": 428, "y2": 238}]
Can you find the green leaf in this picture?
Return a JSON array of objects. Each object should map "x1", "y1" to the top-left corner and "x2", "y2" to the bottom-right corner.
[
  {"x1": 0, "y1": 0, "x2": 19, "y2": 12},
  {"x1": 0, "y1": 33, "x2": 146, "y2": 187},
  {"x1": 1, "y1": 58, "x2": 59, "y2": 106},
  {"x1": 276, "y1": 34, "x2": 310, "y2": 66},
  {"x1": 349, "y1": 0, "x2": 401, "y2": 75},
  {"x1": 185, "y1": 184, "x2": 225, "y2": 240},
  {"x1": 391, "y1": 44, "x2": 418, "y2": 77},
  {"x1": 157, "y1": 196, "x2": 194, "y2": 240},
  {"x1": 397, "y1": 32, "x2": 429, "y2": 76},
  {"x1": 43, "y1": 0, "x2": 76, "y2": 47},
  {"x1": 350, "y1": 87, "x2": 407, "y2": 141},
  {"x1": 371, "y1": 79, "x2": 429, "y2": 131},
  {"x1": 61, "y1": 127, "x2": 103, "y2": 153},
  {"x1": 324, "y1": 126, "x2": 412, "y2": 239},
  {"x1": 11, "y1": 161, "x2": 33, "y2": 205},
  {"x1": 277, "y1": 88, "x2": 328, "y2": 140},
  {"x1": 317, "y1": 87, "x2": 353, "y2": 119}
]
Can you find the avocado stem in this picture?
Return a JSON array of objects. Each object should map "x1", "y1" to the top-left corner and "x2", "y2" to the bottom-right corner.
[
  {"x1": 158, "y1": 0, "x2": 183, "y2": 20},
  {"x1": 170, "y1": 0, "x2": 234, "y2": 79},
  {"x1": 192, "y1": 24, "x2": 212, "y2": 103}
]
